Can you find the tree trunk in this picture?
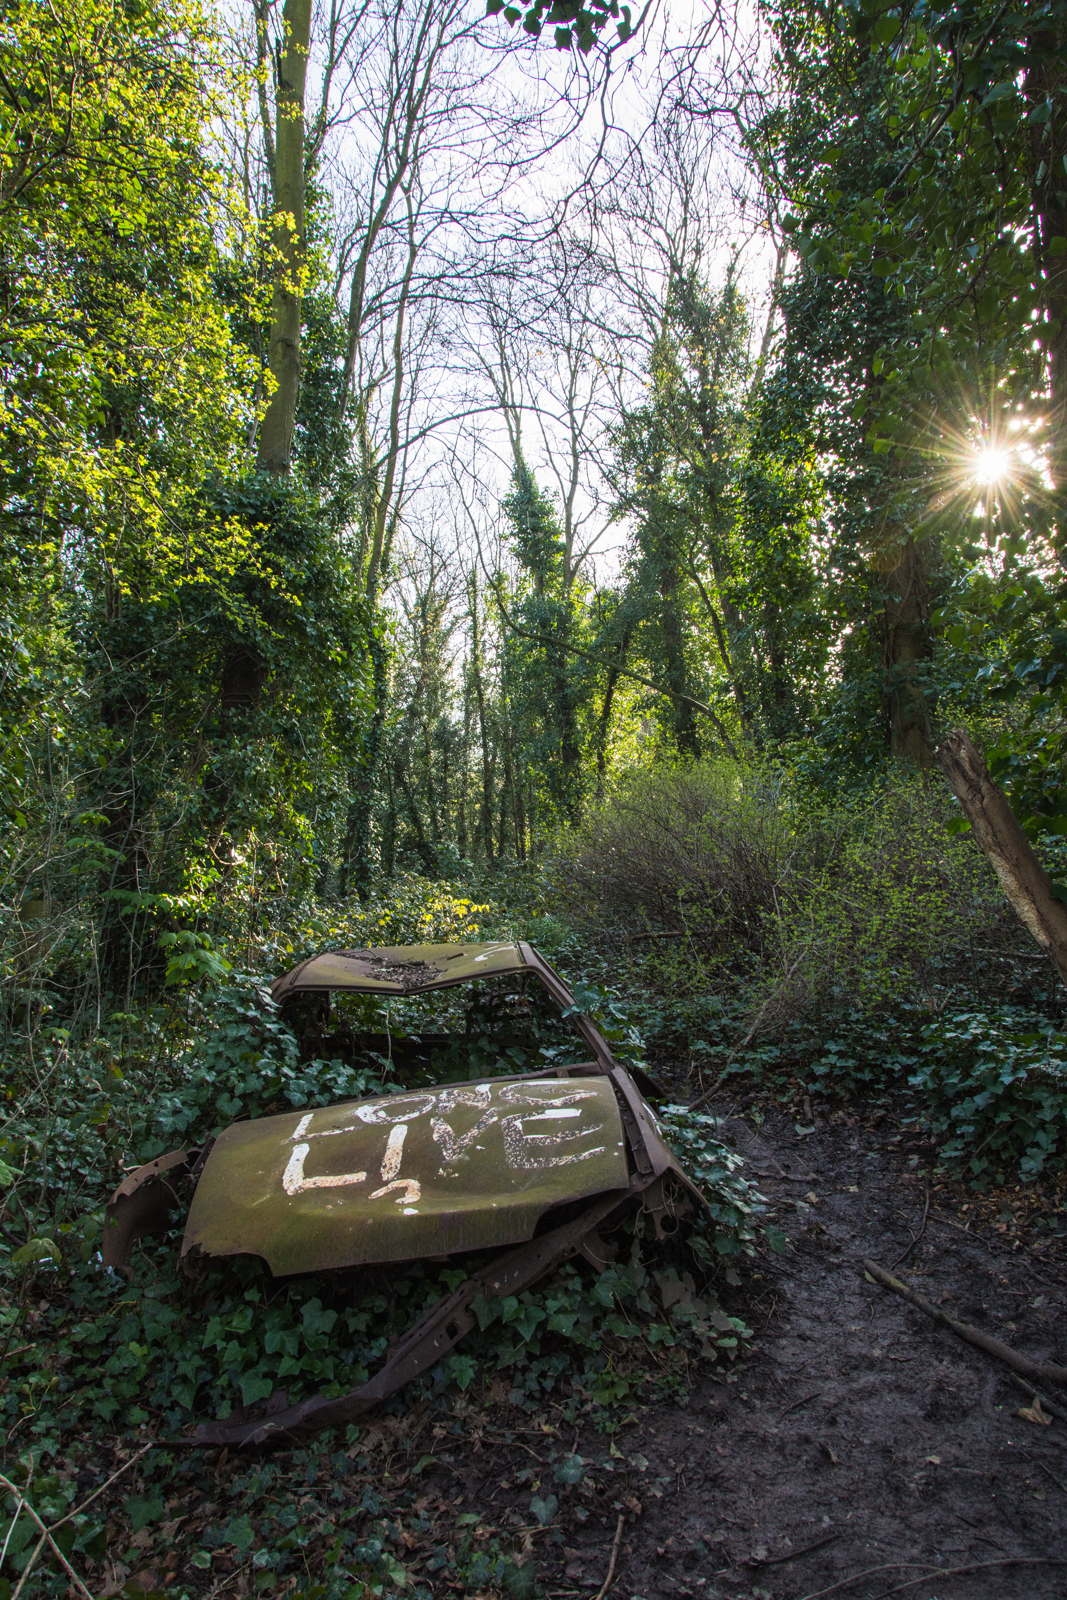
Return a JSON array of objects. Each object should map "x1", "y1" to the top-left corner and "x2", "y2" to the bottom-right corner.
[
  {"x1": 936, "y1": 727, "x2": 1067, "y2": 986},
  {"x1": 658, "y1": 556, "x2": 700, "y2": 759},
  {"x1": 549, "y1": 613, "x2": 582, "y2": 824},
  {"x1": 473, "y1": 659, "x2": 494, "y2": 869},
  {"x1": 880, "y1": 535, "x2": 935, "y2": 767},
  {"x1": 341, "y1": 633, "x2": 387, "y2": 899},
  {"x1": 457, "y1": 662, "x2": 470, "y2": 859},
  {"x1": 382, "y1": 763, "x2": 397, "y2": 879},
  {"x1": 1028, "y1": 24, "x2": 1067, "y2": 547},
  {"x1": 593, "y1": 657, "x2": 623, "y2": 802},
  {"x1": 394, "y1": 755, "x2": 437, "y2": 874},
  {"x1": 468, "y1": 582, "x2": 494, "y2": 868},
  {"x1": 257, "y1": 0, "x2": 311, "y2": 475}
]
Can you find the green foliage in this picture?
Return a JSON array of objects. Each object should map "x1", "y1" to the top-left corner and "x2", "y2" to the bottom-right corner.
[
  {"x1": 486, "y1": 0, "x2": 634, "y2": 53},
  {"x1": 558, "y1": 758, "x2": 1026, "y2": 1021},
  {"x1": 657, "y1": 1107, "x2": 765, "y2": 1264},
  {"x1": 909, "y1": 1009, "x2": 1067, "y2": 1186}
]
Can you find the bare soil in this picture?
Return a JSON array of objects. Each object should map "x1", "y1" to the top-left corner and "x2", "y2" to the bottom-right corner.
[{"x1": 449, "y1": 1098, "x2": 1067, "y2": 1600}]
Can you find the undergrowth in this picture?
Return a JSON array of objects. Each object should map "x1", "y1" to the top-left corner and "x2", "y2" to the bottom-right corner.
[
  {"x1": 6, "y1": 772, "x2": 1067, "y2": 1600},
  {"x1": 0, "y1": 906, "x2": 771, "y2": 1600}
]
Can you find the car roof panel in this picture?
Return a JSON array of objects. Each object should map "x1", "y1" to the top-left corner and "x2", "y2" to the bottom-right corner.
[{"x1": 271, "y1": 941, "x2": 529, "y2": 1001}]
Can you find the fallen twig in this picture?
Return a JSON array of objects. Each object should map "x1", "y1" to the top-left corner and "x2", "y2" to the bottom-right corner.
[
  {"x1": 888, "y1": 1184, "x2": 930, "y2": 1272},
  {"x1": 747, "y1": 1532, "x2": 839, "y2": 1567},
  {"x1": 593, "y1": 1514, "x2": 625, "y2": 1600},
  {"x1": 0, "y1": 1441, "x2": 154, "y2": 1600},
  {"x1": 862, "y1": 1258, "x2": 1067, "y2": 1386},
  {"x1": 6, "y1": 1503, "x2": 92, "y2": 1600},
  {"x1": 0, "y1": 1455, "x2": 33, "y2": 1573},
  {"x1": 867, "y1": 1558, "x2": 1067, "y2": 1599},
  {"x1": 1008, "y1": 1371, "x2": 1067, "y2": 1422},
  {"x1": 203, "y1": 1560, "x2": 253, "y2": 1600},
  {"x1": 752, "y1": 1169, "x2": 818, "y2": 1182},
  {"x1": 797, "y1": 1555, "x2": 1066, "y2": 1600},
  {"x1": 777, "y1": 1391, "x2": 822, "y2": 1421},
  {"x1": 1040, "y1": 1461, "x2": 1067, "y2": 1493}
]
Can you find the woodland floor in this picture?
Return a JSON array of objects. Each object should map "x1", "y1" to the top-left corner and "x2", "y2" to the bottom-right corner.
[
  {"x1": 426, "y1": 1092, "x2": 1067, "y2": 1600},
  {"x1": 94, "y1": 1088, "x2": 1067, "y2": 1600}
]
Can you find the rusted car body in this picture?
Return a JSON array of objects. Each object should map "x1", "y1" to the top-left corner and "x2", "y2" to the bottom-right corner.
[{"x1": 104, "y1": 941, "x2": 702, "y2": 1446}]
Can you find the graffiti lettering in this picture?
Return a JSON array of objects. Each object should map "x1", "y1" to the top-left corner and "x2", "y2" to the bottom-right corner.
[{"x1": 282, "y1": 1144, "x2": 367, "y2": 1196}]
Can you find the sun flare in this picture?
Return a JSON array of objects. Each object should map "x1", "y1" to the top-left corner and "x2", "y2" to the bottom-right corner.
[{"x1": 973, "y1": 446, "x2": 1011, "y2": 484}]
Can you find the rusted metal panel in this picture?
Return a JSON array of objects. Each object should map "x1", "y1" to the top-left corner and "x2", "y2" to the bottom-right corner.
[
  {"x1": 183, "y1": 1075, "x2": 627, "y2": 1276},
  {"x1": 100, "y1": 938, "x2": 707, "y2": 1446},
  {"x1": 271, "y1": 940, "x2": 620, "y2": 1074},
  {"x1": 271, "y1": 941, "x2": 530, "y2": 1003},
  {"x1": 102, "y1": 1148, "x2": 194, "y2": 1276}
]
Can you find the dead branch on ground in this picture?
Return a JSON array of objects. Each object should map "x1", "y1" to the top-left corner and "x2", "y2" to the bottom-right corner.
[{"x1": 862, "y1": 1258, "x2": 1067, "y2": 1385}]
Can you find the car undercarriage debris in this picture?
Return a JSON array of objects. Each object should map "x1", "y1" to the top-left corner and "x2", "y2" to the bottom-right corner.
[{"x1": 103, "y1": 941, "x2": 705, "y2": 1446}]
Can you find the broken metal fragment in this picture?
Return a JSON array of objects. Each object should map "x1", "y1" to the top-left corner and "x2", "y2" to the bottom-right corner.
[{"x1": 101, "y1": 941, "x2": 704, "y2": 1445}]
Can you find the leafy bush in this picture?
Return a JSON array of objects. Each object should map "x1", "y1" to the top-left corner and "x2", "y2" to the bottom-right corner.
[
  {"x1": 909, "y1": 1008, "x2": 1067, "y2": 1186},
  {"x1": 797, "y1": 1001, "x2": 1067, "y2": 1188},
  {"x1": 555, "y1": 759, "x2": 1036, "y2": 1028}
]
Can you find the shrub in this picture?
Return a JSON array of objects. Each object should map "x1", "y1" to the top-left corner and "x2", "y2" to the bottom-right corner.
[
  {"x1": 909, "y1": 1007, "x2": 1067, "y2": 1186},
  {"x1": 554, "y1": 759, "x2": 1035, "y2": 1028}
]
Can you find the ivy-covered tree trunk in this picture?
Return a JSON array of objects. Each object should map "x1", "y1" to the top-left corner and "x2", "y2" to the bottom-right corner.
[
  {"x1": 469, "y1": 584, "x2": 494, "y2": 868},
  {"x1": 341, "y1": 634, "x2": 387, "y2": 898},
  {"x1": 550, "y1": 618, "x2": 583, "y2": 823},
  {"x1": 657, "y1": 553, "x2": 700, "y2": 759},
  {"x1": 880, "y1": 535, "x2": 935, "y2": 767},
  {"x1": 1028, "y1": 22, "x2": 1067, "y2": 547},
  {"x1": 257, "y1": 0, "x2": 310, "y2": 475}
]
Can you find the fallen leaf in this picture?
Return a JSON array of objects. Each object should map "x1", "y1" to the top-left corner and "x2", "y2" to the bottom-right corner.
[
  {"x1": 1017, "y1": 1397, "x2": 1053, "y2": 1427},
  {"x1": 803, "y1": 1192, "x2": 819, "y2": 1204},
  {"x1": 925, "y1": 1454, "x2": 941, "y2": 1464},
  {"x1": 819, "y1": 1442, "x2": 837, "y2": 1463},
  {"x1": 96, "y1": 1566, "x2": 131, "y2": 1600}
]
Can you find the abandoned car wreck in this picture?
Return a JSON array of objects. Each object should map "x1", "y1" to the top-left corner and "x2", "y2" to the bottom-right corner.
[{"x1": 102, "y1": 941, "x2": 706, "y2": 1446}]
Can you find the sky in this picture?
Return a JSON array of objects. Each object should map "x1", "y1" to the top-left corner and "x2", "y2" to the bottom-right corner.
[{"x1": 261, "y1": 0, "x2": 781, "y2": 593}]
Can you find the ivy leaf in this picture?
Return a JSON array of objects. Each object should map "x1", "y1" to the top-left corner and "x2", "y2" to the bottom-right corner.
[
  {"x1": 125, "y1": 1495, "x2": 165, "y2": 1533},
  {"x1": 239, "y1": 1371, "x2": 273, "y2": 1407},
  {"x1": 529, "y1": 1493, "x2": 558, "y2": 1526},
  {"x1": 11, "y1": 1238, "x2": 60, "y2": 1267},
  {"x1": 224, "y1": 1514, "x2": 255, "y2": 1553},
  {"x1": 554, "y1": 1454, "x2": 586, "y2": 1484}
]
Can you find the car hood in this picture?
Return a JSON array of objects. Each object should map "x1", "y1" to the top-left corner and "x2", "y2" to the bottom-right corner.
[{"x1": 182, "y1": 1073, "x2": 630, "y2": 1276}]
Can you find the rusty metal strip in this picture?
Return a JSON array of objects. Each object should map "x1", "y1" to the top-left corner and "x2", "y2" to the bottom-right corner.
[
  {"x1": 184, "y1": 1185, "x2": 642, "y2": 1449},
  {"x1": 518, "y1": 941, "x2": 614, "y2": 1070},
  {"x1": 103, "y1": 1149, "x2": 194, "y2": 1276},
  {"x1": 607, "y1": 1069, "x2": 655, "y2": 1179}
]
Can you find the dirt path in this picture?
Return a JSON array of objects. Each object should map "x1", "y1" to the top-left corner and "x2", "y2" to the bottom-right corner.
[{"x1": 531, "y1": 1102, "x2": 1067, "y2": 1600}]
